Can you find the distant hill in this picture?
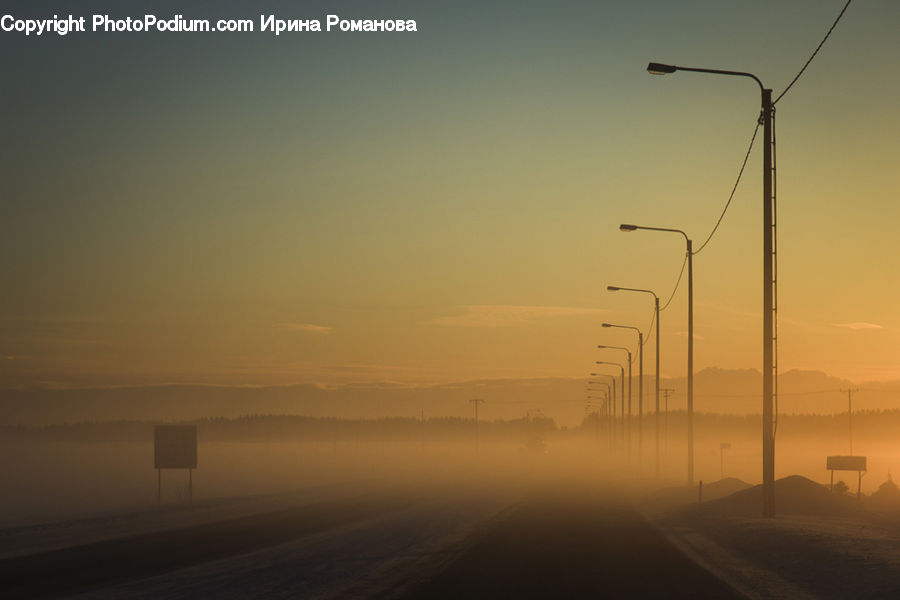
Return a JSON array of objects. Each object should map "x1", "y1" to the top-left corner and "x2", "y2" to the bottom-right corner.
[{"x1": 1, "y1": 368, "x2": 899, "y2": 427}]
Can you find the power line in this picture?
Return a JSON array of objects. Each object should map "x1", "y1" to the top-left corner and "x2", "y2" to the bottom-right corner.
[
  {"x1": 692, "y1": 118, "x2": 761, "y2": 255},
  {"x1": 694, "y1": 389, "x2": 842, "y2": 399},
  {"x1": 657, "y1": 389, "x2": 900, "y2": 399},
  {"x1": 611, "y1": 0, "x2": 854, "y2": 378},
  {"x1": 660, "y1": 254, "x2": 687, "y2": 312},
  {"x1": 653, "y1": 119, "x2": 756, "y2": 310},
  {"x1": 643, "y1": 307, "x2": 655, "y2": 349},
  {"x1": 774, "y1": 0, "x2": 854, "y2": 105}
]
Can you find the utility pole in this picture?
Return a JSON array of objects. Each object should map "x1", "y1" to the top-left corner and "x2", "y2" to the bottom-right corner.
[
  {"x1": 469, "y1": 398, "x2": 485, "y2": 454},
  {"x1": 596, "y1": 358, "x2": 628, "y2": 454},
  {"x1": 761, "y1": 87, "x2": 776, "y2": 519},
  {"x1": 591, "y1": 380, "x2": 613, "y2": 451},
  {"x1": 687, "y1": 238, "x2": 694, "y2": 486},
  {"x1": 600, "y1": 330, "x2": 641, "y2": 465},
  {"x1": 593, "y1": 373, "x2": 617, "y2": 452},
  {"x1": 645, "y1": 61, "x2": 776, "y2": 515},
  {"x1": 620, "y1": 368, "x2": 625, "y2": 451},
  {"x1": 661, "y1": 388, "x2": 675, "y2": 456},
  {"x1": 606, "y1": 287, "x2": 660, "y2": 477},
  {"x1": 616, "y1": 228, "x2": 691, "y2": 484},
  {"x1": 654, "y1": 296, "x2": 660, "y2": 478},
  {"x1": 638, "y1": 329, "x2": 643, "y2": 468},
  {"x1": 841, "y1": 388, "x2": 859, "y2": 455},
  {"x1": 605, "y1": 392, "x2": 611, "y2": 448},
  {"x1": 628, "y1": 355, "x2": 633, "y2": 460}
]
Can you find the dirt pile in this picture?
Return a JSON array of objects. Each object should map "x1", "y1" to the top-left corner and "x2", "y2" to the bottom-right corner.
[{"x1": 697, "y1": 475, "x2": 858, "y2": 517}]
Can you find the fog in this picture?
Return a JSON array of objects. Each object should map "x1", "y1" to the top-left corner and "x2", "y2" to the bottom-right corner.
[{"x1": 4, "y1": 409, "x2": 900, "y2": 529}]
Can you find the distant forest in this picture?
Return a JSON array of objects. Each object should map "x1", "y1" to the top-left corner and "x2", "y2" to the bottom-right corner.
[
  {"x1": 0, "y1": 414, "x2": 557, "y2": 444},
  {"x1": 3, "y1": 409, "x2": 900, "y2": 444}
]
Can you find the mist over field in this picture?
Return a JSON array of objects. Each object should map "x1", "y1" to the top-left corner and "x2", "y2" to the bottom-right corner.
[{"x1": 6, "y1": 383, "x2": 900, "y2": 528}]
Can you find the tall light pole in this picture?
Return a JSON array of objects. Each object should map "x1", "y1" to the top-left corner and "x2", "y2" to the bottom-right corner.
[
  {"x1": 646, "y1": 61, "x2": 775, "y2": 518},
  {"x1": 609, "y1": 286, "x2": 661, "y2": 478},
  {"x1": 661, "y1": 387, "x2": 675, "y2": 456},
  {"x1": 595, "y1": 361, "x2": 626, "y2": 451},
  {"x1": 592, "y1": 372, "x2": 617, "y2": 449},
  {"x1": 602, "y1": 323, "x2": 643, "y2": 470},
  {"x1": 586, "y1": 393, "x2": 608, "y2": 433},
  {"x1": 598, "y1": 345, "x2": 632, "y2": 456},
  {"x1": 589, "y1": 381, "x2": 612, "y2": 407},
  {"x1": 620, "y1": 223, "x2": 693, "y2": 486},
  {"x1": 590, "y1": 380, "x2": 614, "y2": 448}
]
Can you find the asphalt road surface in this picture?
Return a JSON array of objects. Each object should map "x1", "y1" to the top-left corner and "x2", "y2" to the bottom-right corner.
[{"x1": 397, "y1": 488, "x2": 747, "y2": 600}]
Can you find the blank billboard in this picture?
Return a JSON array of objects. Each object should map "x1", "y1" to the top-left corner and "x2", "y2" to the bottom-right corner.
[
  {"x1": 154, "y1": 425, "x2": 198, "y2": 469},
  {"x1": 826, "y1": 455, "x2": 866, "y2": 472}
]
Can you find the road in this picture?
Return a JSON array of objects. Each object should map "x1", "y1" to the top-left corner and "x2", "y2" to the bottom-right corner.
[
  {"x1": 397, "y1": 487, "x2": 747, "y2": 600},
  {"x1": 1, "y1": 484, "x2": 745, "y2": 599}
]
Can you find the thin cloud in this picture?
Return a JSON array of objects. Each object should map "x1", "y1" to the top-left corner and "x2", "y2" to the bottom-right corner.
[
  {"x1": 429, "y1": 305, "x2": 606, "y2": 328},
  {"x1": 672, "y1": 331, "x2": 705, "y2": 340},
  {"x1": 833, "y1": 322, "x2": 883, "y2": 330},
  {"x1": 280, "y1": 323, "x2": 332, "y2": 334}
]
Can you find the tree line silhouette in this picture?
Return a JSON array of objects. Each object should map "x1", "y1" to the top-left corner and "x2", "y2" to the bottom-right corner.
[
  {"x1": 5, "y1": 408, "x2": 900, "y2": 444},
  {"x1": 1, "y1": 414, "x2": 557, "y2": 444}
]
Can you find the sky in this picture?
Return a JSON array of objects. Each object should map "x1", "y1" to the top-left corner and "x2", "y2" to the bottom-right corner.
[{"x1": 1, "y1": 0, "x2": 898, "y2": 388}]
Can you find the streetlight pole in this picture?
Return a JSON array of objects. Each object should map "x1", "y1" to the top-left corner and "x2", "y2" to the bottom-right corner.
[
  {"x1": 619, "y1": 224, "x2": 693, "y2": 486},
  {"x1": 589, "y1": 380, "x2": 614, "y2": 448},
  {"x1": 646, "y1": 61, "x2": 775, "y2": 518},
  {"x1": 602, "y1": 324, "x2": 643, "y2": 470},
  {"x1": 597, "y1": 347, "x2": 631, "y2": 457},
  {"x1": 587, "y1": 392, "x2": 609, "y2": 442},
  {"x1": 586, "y1": 395, "x2": 601, "y2": 435},
  {"x1": 661, "y1": 387, "x2": 675, "y2": 458},
  {"x1": 592, "y1": 373, "x2": 617, "y2": 450},
  {"x1": 609, "y1": 286, "x2": 661, "y2": 478},
  {"x1": 595, "y1": 362, "x2": 625, "y2": 451}
]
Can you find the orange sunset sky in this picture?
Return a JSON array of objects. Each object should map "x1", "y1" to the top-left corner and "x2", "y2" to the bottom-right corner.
[{"x1": 1, "y1": 0, "x2": 898, "y2": 389}]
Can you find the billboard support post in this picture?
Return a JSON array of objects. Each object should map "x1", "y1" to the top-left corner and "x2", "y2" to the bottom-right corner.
[
  {"x1": 154, "y1": 425, "x2": 198, "y2": 508},
  {"x1": 826, "y1": 455, "x2": 867, "y2": 499}
]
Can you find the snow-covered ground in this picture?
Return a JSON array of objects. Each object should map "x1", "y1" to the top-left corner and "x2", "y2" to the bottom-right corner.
[
  {"x1": 1, "y1": 481, "x2": 517, "y2": 599},
  {"x1": 649, "y1": 477, "x2": 900, "y2": 599},
  {"x1": 72, "y1": 493, "x2": 511, "y2": 599},
  {"x1": 0, "y1": 481, "x2": 373, "y2": 560}
]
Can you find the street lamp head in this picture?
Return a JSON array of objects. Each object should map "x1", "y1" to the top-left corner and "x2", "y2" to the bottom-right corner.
[
  {"x1": 601, "y1": 323, "x2": 612, "y2": 328},
  {"x1": 607, "y1": 285, "x2": 620, "y2": 291},
  {"x1": 647, "y1": 62, "x2": 677, "y2": 75},
  {"x1": 619, "y1": 223, "x2": 638, "y2": 232}
]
